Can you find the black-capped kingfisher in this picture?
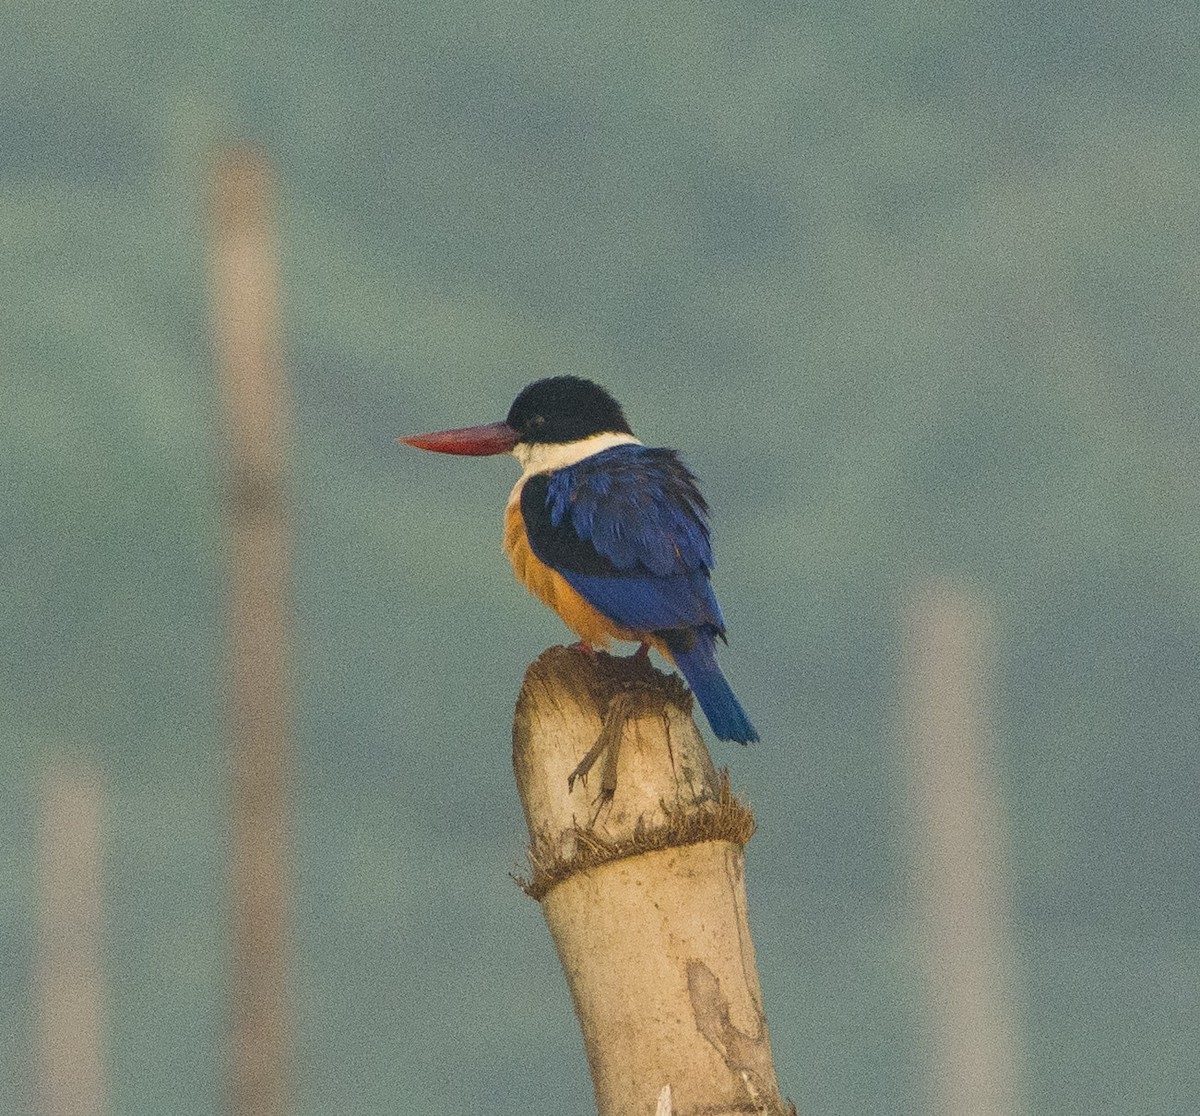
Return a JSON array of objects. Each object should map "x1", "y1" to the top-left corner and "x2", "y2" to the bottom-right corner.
[{"x1": 399, "y1": 376, "x2": 759, "y2": 744}]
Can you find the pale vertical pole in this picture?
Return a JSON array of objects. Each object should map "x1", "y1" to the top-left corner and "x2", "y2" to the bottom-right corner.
[
  {"x1": 208, "y1": 147, "x2": 293, "y2": 1116},
  {"x1": 902, "y1": 582, "x2": 1023, "y2": 1116},
  {"x1": 35, "y1": 765, "x2": 108, "y2": 1116}
]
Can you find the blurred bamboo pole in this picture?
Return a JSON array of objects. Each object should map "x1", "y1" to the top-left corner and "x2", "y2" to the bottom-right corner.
[
  {"x1": 513, "y1": 648, "x2": 791, "y2": 1116},
  {"x1": 208, "y1": 147, "x2": 293, "y2": 1116},
  {"x1": 35, "y1": 764, "x2": 108, "y2": 1116},
  {"x1": 902, "y1": 582, "x2": 1023, "y2": 1116}
]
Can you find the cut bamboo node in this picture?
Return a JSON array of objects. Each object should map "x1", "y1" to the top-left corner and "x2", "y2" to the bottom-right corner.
[{"x1": 512, "y1": 646, "x2": 756, "y2": 898}]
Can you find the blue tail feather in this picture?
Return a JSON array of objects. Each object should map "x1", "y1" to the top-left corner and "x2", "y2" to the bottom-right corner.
[{"x1": 669, "y1": 631, "x2": 759, "y2": 744}]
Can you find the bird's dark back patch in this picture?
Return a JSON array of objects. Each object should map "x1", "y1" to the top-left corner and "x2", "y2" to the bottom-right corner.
[
  {"x1": 659, "y1": 627, "x2": 697, "y2": 654},
  {"x1": 521, "y1": 473, "x2": 624, "y2": 575},
  {"x1": 519, "y1": 445, "x2": 726, "y2": 635},
  {"x1": 520, "y1": 445, "x2": 713, "y2": 578}
]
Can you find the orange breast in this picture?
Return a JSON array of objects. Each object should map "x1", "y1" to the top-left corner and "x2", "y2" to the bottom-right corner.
[{"x1": 503, "y1": 499, "x2": 641, "y2": 648}]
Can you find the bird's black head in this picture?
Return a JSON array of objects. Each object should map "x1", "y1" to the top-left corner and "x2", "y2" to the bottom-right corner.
[{"x1": 505, "y1": 376, "x2": 633, "y2": 446}]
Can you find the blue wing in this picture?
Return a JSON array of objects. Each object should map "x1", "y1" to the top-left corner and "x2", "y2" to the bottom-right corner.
[{"x1": 520, "y1": 444, "x2": 726, "y2": 636}]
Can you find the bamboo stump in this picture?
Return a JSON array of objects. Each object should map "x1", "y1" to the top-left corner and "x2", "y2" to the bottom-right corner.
[{"x1": 513, "y1": 647, "x2": 790, "y2": 1116}]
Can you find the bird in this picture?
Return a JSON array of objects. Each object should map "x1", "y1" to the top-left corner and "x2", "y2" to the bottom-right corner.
[{"x1": 399, "y1": 375, "x2": 758, "y2": 744}]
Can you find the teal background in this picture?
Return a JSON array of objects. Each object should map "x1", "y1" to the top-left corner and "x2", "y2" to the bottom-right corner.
[{"x1": 3, "y1": 2, "x2": 1198, "y2": 1112}]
